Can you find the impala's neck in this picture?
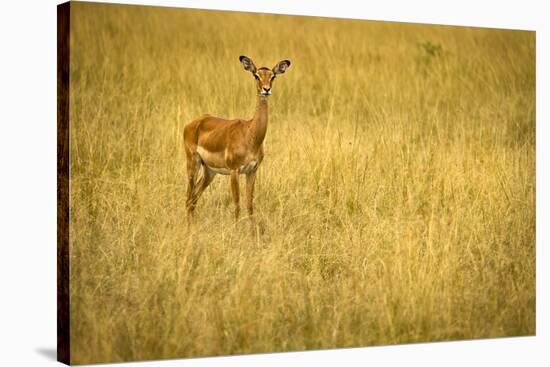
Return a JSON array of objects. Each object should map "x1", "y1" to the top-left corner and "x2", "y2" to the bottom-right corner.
[{"x1": 248, "y1": 95, "x2": 269, "y2": 149}]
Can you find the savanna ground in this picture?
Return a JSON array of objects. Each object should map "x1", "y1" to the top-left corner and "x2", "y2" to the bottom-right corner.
[{"x1": 68, "y1": 2, "x2": 535, "y2": 364}]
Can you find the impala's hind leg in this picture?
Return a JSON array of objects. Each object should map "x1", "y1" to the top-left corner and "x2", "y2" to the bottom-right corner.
[
  {"x1": 185, "y1": 152, "x2": 200, "y2": 216},
  {"x1": 190, "y1": 164, "x2": 216, "y2": 209}
]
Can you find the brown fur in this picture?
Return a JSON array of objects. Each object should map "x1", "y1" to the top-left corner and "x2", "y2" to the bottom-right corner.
[{"x1": 183, "y1": 56, "x2": 291, "y2": 221}]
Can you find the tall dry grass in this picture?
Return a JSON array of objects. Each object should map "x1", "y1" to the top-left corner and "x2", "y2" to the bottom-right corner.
[{"x1": 68, "y1": 2, "x2": 535, "y2": 364}]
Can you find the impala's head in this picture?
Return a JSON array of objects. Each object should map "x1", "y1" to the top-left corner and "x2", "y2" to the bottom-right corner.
[{"x1": 239, "y1": 55, "x2": 291, "y2": 97}]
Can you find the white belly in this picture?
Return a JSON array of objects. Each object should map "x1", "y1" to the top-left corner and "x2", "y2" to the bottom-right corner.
[
  {"x1": 239, "y1": 160, "x2": 258, "y2": 174},
  {"x1": 208, "y1": 166, "x2": 230, "y2": 175},
  {"x1": 197, "y1": 146, "x2": 259, "y2": 175},
  {"x1": 205, "y1": 160, "x2": 258, "y2": 175}
]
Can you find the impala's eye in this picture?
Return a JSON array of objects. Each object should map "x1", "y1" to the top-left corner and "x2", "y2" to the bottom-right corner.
[{"x1": 254, "y1": 74, "x2": 260, "y2": 80}]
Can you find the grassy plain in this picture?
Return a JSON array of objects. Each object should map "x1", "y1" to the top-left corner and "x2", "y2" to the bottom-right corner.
[{"x1": 68, "y1": 2, "x2": 535, "y2": 364}]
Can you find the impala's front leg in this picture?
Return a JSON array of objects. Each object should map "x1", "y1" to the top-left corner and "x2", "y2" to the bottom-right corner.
[
  {"x1": 246, "y1": 171, "x2": 258, "y2": 235},
  {"x1": 246, "y1": 171, "x2": 256, "y2": 216},
  {"x1": 230, "y1": 170, "x2": 240, "y2": 221}
]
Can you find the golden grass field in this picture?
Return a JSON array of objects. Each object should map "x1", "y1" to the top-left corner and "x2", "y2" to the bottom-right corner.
[{"x1": 68, "y1": 2, "x2": 535, "y2": 364}]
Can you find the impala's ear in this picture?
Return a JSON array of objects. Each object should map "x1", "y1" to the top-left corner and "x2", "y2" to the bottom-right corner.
[
  {"x1": 273, "y1": 59, "x2": 291, "y2": 75},
  {"x1": 239, "y1": 55, "x2": 257, "y2": 73}
]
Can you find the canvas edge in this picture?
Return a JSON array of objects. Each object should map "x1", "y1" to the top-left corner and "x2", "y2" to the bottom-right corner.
[
  {"x1": 57, "y1": 1, "x2": 71, "y2": 365},
  {"x1": 66, "y1": 0, "x2": 536, "y2": 32}
]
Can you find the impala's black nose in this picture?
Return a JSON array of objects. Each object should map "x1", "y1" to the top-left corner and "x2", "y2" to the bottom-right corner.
[{"x1": 263, "y1": 87, "x2": 271, "y2": 93}]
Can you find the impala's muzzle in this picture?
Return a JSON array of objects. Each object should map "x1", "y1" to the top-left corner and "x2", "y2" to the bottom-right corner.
[{"x1": 261, "y1": 87, "x2": 271, "y2": 96}]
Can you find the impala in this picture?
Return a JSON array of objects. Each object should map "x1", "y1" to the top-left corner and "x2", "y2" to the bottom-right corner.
[{"x1": 183, "y1": 56, "x2": 291, "y2": 221}]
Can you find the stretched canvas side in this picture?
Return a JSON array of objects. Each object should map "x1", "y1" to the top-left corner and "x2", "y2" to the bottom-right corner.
[{"x1": 57, "y1": 1, "x2": 71, "y2": 365}]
